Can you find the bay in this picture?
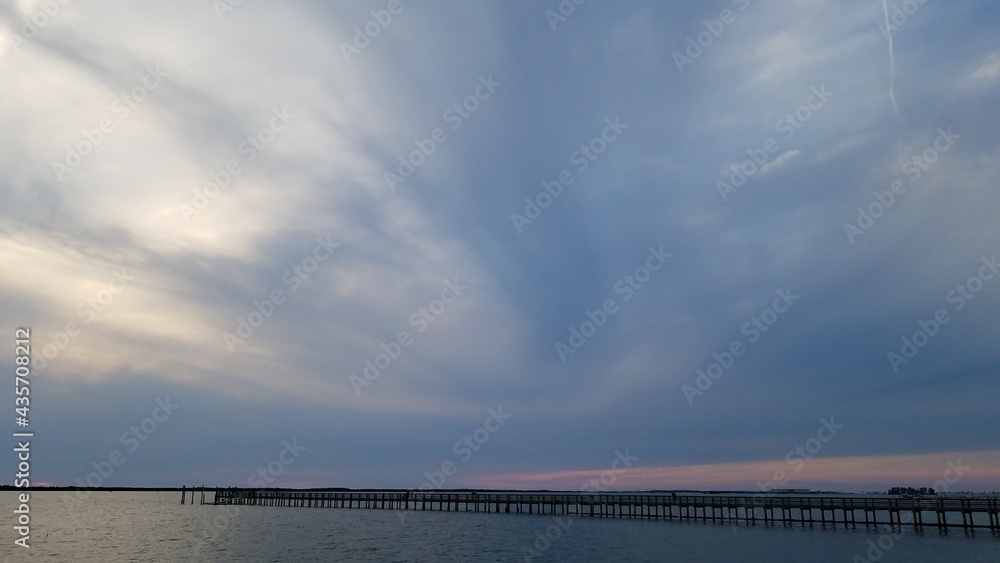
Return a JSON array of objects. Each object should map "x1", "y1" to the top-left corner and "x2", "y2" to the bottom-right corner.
[{"x1": 2, "y1": 492, "x2": 998, "y2": 562}]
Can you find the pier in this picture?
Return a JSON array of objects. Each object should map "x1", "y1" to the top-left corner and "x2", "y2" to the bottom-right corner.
[{"x1": 204, "y1": 490, "x2": 1000, "y2": 532}]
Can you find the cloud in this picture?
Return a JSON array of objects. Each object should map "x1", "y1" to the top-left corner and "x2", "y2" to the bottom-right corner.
[
  {"x1": 964, "y1": 52, "x2": 1000, "y2": 88},
  {"x1": 759, "y1": 149, "x2": 799, "y2": 174},
  {"x1": 1, "y1": 0, "x2": 998, "y2": 490},
  {"x1": 469, "y1": 450, "x2": 1000, "y2": 492}
]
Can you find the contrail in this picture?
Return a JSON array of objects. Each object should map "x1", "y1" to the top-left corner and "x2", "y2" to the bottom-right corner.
[{"x1": 882, "y1": 0, "x2": 898, "y2": 113}]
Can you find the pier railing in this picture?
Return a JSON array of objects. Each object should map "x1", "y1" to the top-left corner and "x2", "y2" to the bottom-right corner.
[{"x1": 203, "y1": 490, "x2": 1000, "y2": 532}]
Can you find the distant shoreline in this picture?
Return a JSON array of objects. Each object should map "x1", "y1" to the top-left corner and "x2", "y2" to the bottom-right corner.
[{"x1": 2, "y1": 485, "x2": 995, "y2": 498}]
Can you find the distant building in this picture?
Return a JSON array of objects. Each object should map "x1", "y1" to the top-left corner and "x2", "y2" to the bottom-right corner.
[
  {"x1": 888, "y1": 486, "x2": 935, "y2": 495},
  {"x1": 771, "y1": 488, "x2": 810, "y2": 494}
]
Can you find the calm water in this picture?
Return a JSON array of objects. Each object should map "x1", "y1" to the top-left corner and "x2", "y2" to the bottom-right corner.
[{"x1": 2, "y1": 492, "x2": 999, "y2": 562}]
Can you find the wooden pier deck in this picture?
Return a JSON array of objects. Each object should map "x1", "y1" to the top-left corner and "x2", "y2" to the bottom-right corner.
[{"x1": 202, "y1": 490, "x2": 1000, "y2": 532}]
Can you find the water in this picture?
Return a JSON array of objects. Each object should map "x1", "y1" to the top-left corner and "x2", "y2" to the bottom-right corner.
[{"x1": 2, "y1": 492, "x2": 998, "y2": 561}]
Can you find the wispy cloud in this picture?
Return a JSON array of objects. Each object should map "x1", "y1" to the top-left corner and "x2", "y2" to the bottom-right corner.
[{"x1": 2, "y1": 0, "x2": 998, "y2": 489}]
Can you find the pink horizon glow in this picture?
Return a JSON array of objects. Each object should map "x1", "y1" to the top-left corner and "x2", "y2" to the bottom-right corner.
[{"x1": 458, "y1": 450, "x2": 1000, "y2": 492}]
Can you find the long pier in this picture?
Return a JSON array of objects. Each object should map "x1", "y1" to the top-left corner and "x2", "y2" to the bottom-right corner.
[{"x1": 204, "y1": 489, "x2": 1000, "y2": 532}]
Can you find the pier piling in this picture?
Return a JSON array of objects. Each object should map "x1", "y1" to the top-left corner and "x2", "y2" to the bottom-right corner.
[{"x1": 203, "y1": 490, "x2": 998, "y2": 533}]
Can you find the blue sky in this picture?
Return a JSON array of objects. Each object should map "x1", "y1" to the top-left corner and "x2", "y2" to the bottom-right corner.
[{"x1": 2, "y1": 0, "x2": 999, "y2": 493}]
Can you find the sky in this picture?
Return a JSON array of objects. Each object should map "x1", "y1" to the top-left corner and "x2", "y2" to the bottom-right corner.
[{"x1": 2, "y1": 0, "x2": 999, "y2": 494}]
